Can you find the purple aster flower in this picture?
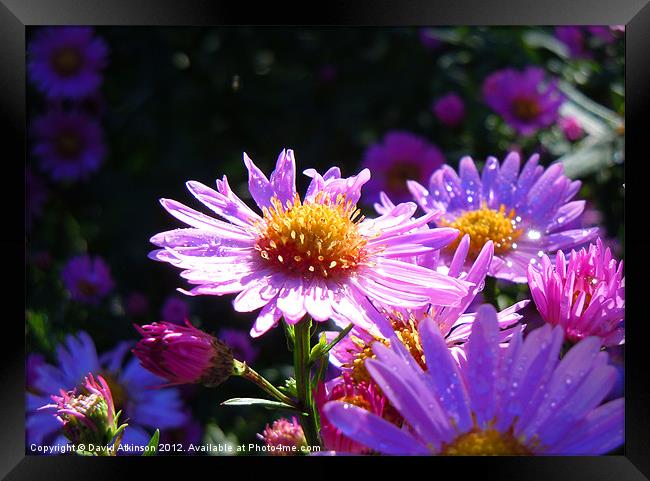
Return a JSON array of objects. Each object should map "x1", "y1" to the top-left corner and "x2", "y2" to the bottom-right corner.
[
  {"x1": 527, "y1": 238, "x2": 624, "y2": 346},
  {"x1": 586, "y1": 26, "x2": 616, "y2": 44},
  {"x1": 219, "y1": 328, "x2": 259, "y2": 364},
  {"x1": 32, "y1": 109, "x2": 106, "y2": 182},
  {"x1": 433, "y1": 93, "x2": 465, "y2": 128},
  {"x1": 26, "y1": 166, "x2": 48, "y2": 229},
  {"x1": 161, "y1": 296, "x2": 190, "y2": 324},
  {"x1": 482, "y1": 67, "x2": 564, "y2": 136},
  {"x1": 257, "y1": 417, "x2": 307, "y2": 456},
  {"x1": 28, "y1": 27, "x2": 109, "y2": 99},
  {"x1": 27, "y1": 332, "x2": 188, "y2": 451},
  {"x1": 149, "y1": 148, "x2": 471, "y2": 338},
  {"x1": 408, "y1": 152, "x2": 599, "y2": 282},
  {"x1": 328, "y1": 237, "x2": 527, "y2": 381},
  {"x1": 360, "y1": 132, "x2": 446, "y2": 204},
  {"x1": 133, "y1": 320, "x2": 234, "y2": 387},
  {"x1": 61, "y1": 254, "x2": 114, "y2": 304},
  {"x1": 419, "y1": 28, "x2": 442, "y2": 50},
  {"x1": 559, "y1": 116, "x2": 584, "y2": 141},
  {"x1": 324, "y1": 304, "x2": 624, "y2": 455}
]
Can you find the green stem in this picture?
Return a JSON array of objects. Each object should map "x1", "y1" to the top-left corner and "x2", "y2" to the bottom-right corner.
[
  {"x1": 293, "y1": 319, "x2": 320, "y2": 447},
  {"x1": 235, "y1": 360, "x2": 297, "y2": 407}
]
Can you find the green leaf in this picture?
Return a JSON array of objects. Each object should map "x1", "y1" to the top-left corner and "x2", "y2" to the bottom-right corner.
[
  {"x1": 221, "y1": 397, "x2": 302, "y2": 412},
  {"x1": 309, "y1": 324, "x2": 354, "y2": 364},
  {"x1": 142, "y1": 429, "x2": 160, "y2": 456}
]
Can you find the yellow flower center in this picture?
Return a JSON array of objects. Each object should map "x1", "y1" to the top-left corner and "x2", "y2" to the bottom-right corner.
[
  {"x1": 347, "y1": 310, "x2": 427, "y2": 383},
  {"x1": 441, "y1": 427, "x2": 531, "y2": 455},
  {"x1": 255, "y1": 193, "x2": 368, "y2": 280},
  {"x1": 56, "y1": 132, "x2": 84, "y2": 159},
  {"x1": 440, "y1": 203, "x2": 522, "y2": 258}
]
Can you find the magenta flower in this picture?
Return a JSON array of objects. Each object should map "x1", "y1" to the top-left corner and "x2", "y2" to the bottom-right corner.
[
  {"x1": 324, "y1": 304, "x2": 623, "y2": 455},
  {"x1": 408, "y1": 152, "x2": 599, "y2": 282},
  {"x1": 433, "y1": 93, "x2": 465, "y2": 128},
  {"x1": 360, "y1": 132, "x2": 446, "y2": 204},
  {"x1": 61, "y1": 255, "x2": 114, "y2": 304},
  {"x1": 559, "y1": 116, "x2": 584, "y2": 141},
  {"x1": 28, "y1": 27, "x2": 108, "y2": 99},
  {"x1": 555, "y1": 27, "x2": 589, "y2": 58},
  {"x1": 482, "y1": 67, "x2": 564, "y2": 136},
  {"x1": 257, "y1": 417, "x2": 307, "y2": 455},
  {"x1": 316, "y1": 373, "x2": 396, "y2": 454},
  {"x1": 527, "y1": 238, "x2": 624, "y2": 346},
  {"x1": 32, "y1": 109, "x2": 106, "y2": 182},
  {"x1": 161, "y1": 296, "x2": 190, "y2": 324},
  {"x1": 149, "y1": 149, "x2": 470, "y2": 337},
  {"x1": 133, "y1": 320, "x2": 234, "y2": 387},
  {"x1": 40, "y1": 373, "x2": 122, "y2": 446},
  {"x1": 219, "y1": 328, "x2": 259, "y2": 364}
]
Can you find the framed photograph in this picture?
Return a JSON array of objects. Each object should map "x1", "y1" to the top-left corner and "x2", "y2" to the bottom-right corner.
[{"x1": 3, "y1": 0, "x2": 647, "y2": 478}]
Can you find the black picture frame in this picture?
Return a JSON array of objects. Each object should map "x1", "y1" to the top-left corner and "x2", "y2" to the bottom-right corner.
[{"x1": 3, "y1": 1, "x2": 646, "y2": 479}]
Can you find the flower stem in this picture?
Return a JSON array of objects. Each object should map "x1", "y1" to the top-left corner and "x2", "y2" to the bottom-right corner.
[
  {"x1": 235, "y1": 360, "x2": 297, "y2": 407},
  {"x1": 293, "y1": 319, "x2": 320, "y2": 447}
]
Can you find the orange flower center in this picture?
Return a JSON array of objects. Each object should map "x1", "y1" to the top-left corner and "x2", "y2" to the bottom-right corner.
[
  {"x1": 439, "y1": 203, "x2": 522, "y2": 258},
  {"x1": 512, "y1": 97, "x2": 541, "y2": 121},
  {"x1": 255, "y1": 193, "x2": 368, "y2": 280}
]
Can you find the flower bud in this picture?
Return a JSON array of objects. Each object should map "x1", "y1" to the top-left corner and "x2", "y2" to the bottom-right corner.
[
  {"x1": 257, "y1": 417, "x2": 307, "y2": 456},
  {"x1": 133, "y1": 320, "x2": 234, "y2": 387},
  {"x1": 40, "y1": 373, "x2": 121, "y2": 446}
]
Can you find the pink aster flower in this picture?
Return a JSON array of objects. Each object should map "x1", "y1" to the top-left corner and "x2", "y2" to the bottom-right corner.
[
  {"x1": 133, "y1": 321, "x2": 234, "y2": 387},
  {"x1": 433, "y1": 93, "x2": 465, "y2": 128},
  {"x1": 482, "y1": 67, "x2": 564, "y2": 136},
  {"x1": 324, "y1": 304, "x2": 623, "y2": 455},
  {"x1": 149, "y1": 149, "x2": 471, "y2": 337},
  {"x1": 257, "y1": 417, "x2": 307, "y2": 456},
  {"x1": 527, "y1": 238, "x2": 624, "y2": 346},
  {"x1": 328, "y1": 237, "x2": 527, "y2": 381},
  {"x1": 360, "y1": 131, "x2": 446, "y2": 204},
  {"x1": 316, "y1": 373, "x2": 398, "y2": 454},
  {"x1": 408, "y1": 152, "x2": 599, "y2": 283}
]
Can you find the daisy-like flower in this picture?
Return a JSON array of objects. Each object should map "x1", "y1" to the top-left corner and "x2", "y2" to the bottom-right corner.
[
  {"x1": 28, "y1": 26, "x2": 109, "y2": 99},
  {"x1": 149, "y1": 149, "x2": 470, "y2": 338},
  {"x1": 324, "y1": 304, "x2": 624, "y2": 455},
  {"x1": 527, "y1": 238, "x2": 624, "y2": 346},
  {"x1": 40, "y1": 373, "x2": 124, "y2": 447},
  {"x1": 61, "y1": 255, "x2": 114, "y2": 304},
  {"x1": 133, "y1": 321, "x2": 234, "y2": 387},
  {"x1": 328, "y1": 237, "x2": 527, "y2": 382},
  {"x1": 408, "y1": 152, "x2": 599, "y2": 282},
  {"x1": 482, "y1": 67, "x2": 564, "y2": 136},
  {"x1": 32, "y1": 109, "x2": 106, "y2": 182},
  {"x1": 257, "y1": 417, "x2": 307, "y2": 456},
  {"x1": 361, "y1": 132, "x2": 446, "y2": 205},
  {"x1": 27, "y1": 332, "x2": 188, "y2": 450}
]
